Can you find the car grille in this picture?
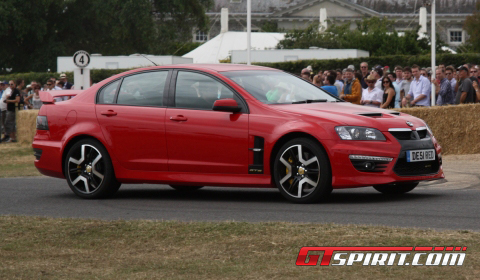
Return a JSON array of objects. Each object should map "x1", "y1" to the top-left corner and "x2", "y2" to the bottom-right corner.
[
  {"x1": 390, "y1": 130, "x2": 428, "y2": 140},
  {"x1": 393, "y1": 157, "x2": 440, "y2": 176}
]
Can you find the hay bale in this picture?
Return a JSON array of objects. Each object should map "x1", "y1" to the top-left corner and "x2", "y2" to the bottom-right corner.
[
  {"x1": 399, "y1": 104, "x2": 480, "y2": 155},
  {"x1": 17, "y1": 110, "x2": 39, "y2": 145}
]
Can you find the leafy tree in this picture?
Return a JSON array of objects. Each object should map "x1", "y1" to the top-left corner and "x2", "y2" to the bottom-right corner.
[
  {"x1": 0, "y1": 0, "x2": 213, "y2": 73},
  {"x1": 463, "y1": 1, "x2": 480, "y2": 52},
  {"x1": 277, "y1": 17, "x2": 447, "y2": 57}
]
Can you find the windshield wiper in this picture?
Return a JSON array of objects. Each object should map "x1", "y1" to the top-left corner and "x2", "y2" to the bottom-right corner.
[{"x1": 292, "y1": 99, "x2": 328, "y2": 104}]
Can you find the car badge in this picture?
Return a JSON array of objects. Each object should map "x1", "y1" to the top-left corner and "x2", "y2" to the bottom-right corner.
[{"x1": 406, "y1": 121, "x2": 414, "y2": 127}]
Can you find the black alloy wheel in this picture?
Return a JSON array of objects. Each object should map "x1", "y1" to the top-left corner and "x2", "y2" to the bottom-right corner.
[
  {"x1": 65, "y1": 139, "x2": 121, "y2": 199},
  {"x1": 373, "y1": 182, "x2": 419, "y2": 194},
  {"x1": 274, "y1": 138, "x2": 332, "y2": 203}
]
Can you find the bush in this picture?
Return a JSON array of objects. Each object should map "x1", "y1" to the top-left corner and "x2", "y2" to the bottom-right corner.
[{"x1": 255, "y1": 53, "x2": 480, "y2": 74}]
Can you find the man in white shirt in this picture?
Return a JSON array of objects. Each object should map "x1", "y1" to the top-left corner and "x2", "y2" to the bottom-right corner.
[
  {"x1": 402, "y1": 64, "x2": 431, "y2": 107},
  {"x1": 360, "y1": 75, "x2": 383, "y2": 108},
  {"x1": 372, "y1": 65, "x2": 384, "y2": 90},
  {"x1": 0, "y1": 82, "x2": 11, "y2": 141}
]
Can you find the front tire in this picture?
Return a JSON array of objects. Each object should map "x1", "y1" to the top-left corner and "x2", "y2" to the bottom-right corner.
[
  {"x1": 373, "y1": 182, "x2": 419, "y2": 194},
  {"x1": 65, "y1": 139, "x2": 121, "y2": 199},
  {"x1": 273, "y1": 138, "x2": 332, "y2": 203}
]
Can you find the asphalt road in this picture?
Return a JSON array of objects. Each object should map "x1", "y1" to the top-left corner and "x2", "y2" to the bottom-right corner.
[{"x1": 0, "y1": 176, "x2": 479, "y2": 231}]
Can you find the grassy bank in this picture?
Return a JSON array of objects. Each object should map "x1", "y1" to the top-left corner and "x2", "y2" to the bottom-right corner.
[
  {"x1": 0, "y1": 216, "x2": 478, "y2": 279},
  {"x1": 0, "y1": 143, "x2": 40, "y2": 178}
]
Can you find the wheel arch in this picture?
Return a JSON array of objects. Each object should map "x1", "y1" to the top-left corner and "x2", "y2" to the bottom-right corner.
[{"x1": 269, "y1": 132, "x2": 331, "y2": 178}]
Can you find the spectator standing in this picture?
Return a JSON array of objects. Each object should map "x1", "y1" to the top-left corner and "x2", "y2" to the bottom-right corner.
[
  {"x1": 469, "y1": 66, "x2": 479, "y2": 102},
  {"x1": 381, "y1": 77, "x2": 396, "y2": 109},
  {"x1": 402, "y1": 65, "x2": 431, "y2": 107},
  {"x1": 300, "y1": 68, "x2": 312, "y2": 82},
  {"x1": 0, "y1": 82, "x2": 5, "y2": 140},
  {"x1": 472, "y1": 80, "x2": 480, "y2": 102},
  {"x1": 321, "y1": 75, "x2": 339, "y2": 97},
  {"x1": 445, "y1": 66, "x2": 457, "y2": 90},
  {"x1": 312, "y1": 75, "x2": 323, "y2": 87},
  {"x1": 455, "y1": 66, "x2": 476, "y2": 104},
  {"x1": 400, "y1": 67, "x2": 413, "y2": 107},
  {"x1": 25, "y1": 85, "x2": 43, "y2": 109},
  {"x1": 16, "y1": 79, "x2": 26, "y2": 110},
  {"x1": 387, "y1": 72, "x2": 402, "y2": 108},
  {"x1": 335, "y1": 69, "x2": 344, "y2": 92},
  {"x1": 45, "y1": 80, "x2": 55, "y2": 91},
  {"x1": 395, "y1": 66, "x2": 403, "y2": 86},
  {"x1": 60, "y1": 73, "x2": 73, "y2": 89},
  {"x1": 4, "y1": 80, "x2": 20, "y2": 142},
  {"x1": 0, "y1": 81, "x2": 11, "y2": 141},
  {"x1": 340, "y1": 68, "x2": 362, "y2": 104},
  {"x1": 372, "y1": 66, "x2": 384, "y2": 91},
  {"x1": 360, "y1": 74, "x2": 383, "y2": 108},
  {"x1": 432, "y1": 68, "x2": 455, "y2": 106},
  {"x1": 360, "y1": 62, "x2": 369, "y2": 89}
]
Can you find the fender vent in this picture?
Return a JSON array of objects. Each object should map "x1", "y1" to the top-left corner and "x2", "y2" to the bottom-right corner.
[{"x1": 249, "y1": 136, "x2": 264, "y2": 174}]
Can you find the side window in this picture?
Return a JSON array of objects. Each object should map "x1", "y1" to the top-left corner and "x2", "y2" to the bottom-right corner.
[
  {"x1": 98, "y1": 80, "x2": 120, "y2": 104},
  {"x1": 117, "y1": 71, "x2": 168, "y2": 106},
  {"x1": 175, "y1": 71, "x2": 236, "y2": 110}
]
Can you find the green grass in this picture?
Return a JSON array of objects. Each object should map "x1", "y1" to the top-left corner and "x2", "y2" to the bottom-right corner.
[
  {"x1": 0, "y1": 143, "x2": 41, "y2": 178},
  {"x1": 0, "y1": 216, "x2": 478, "y2": 279}
]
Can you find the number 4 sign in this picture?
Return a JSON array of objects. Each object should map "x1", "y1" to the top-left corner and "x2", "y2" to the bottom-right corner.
[{"x1": 73, "y1": 50, "x2": 91, "y2": 68}]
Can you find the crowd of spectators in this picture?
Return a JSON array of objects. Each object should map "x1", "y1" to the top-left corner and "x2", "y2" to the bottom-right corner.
[
  {"x1": 300, "y1": 62, "x2": 480, "y2": 108},
  {"x1": 0, "y1": 74, "x2": 73, "y2": 143}
]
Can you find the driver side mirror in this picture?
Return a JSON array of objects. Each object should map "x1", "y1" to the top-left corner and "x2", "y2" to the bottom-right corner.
[{"x1": 212, "y1": 98, "x2": 241, "y2": 113}]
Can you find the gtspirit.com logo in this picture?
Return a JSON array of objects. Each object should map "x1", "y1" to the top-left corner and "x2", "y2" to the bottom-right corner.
[{"x1": 296, "y1": 247, "x2": 467, "y2": 266}]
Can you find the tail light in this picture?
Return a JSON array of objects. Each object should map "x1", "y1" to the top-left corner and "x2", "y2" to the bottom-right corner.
[{"x1": 36, "y1": 116, "x2": 49, "y2": 130}]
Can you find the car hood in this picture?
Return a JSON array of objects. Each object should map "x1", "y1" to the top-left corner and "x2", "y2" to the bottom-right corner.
[{"x1": 273, "y1": 102, "x2": 426, "y2": 131}]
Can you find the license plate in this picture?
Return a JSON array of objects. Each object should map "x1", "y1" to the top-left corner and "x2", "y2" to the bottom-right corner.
[{"x1": 406, "y1": 149, "x2": 435, "y2": 162}]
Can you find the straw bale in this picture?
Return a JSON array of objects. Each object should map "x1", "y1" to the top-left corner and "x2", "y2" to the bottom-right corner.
[
  {"x1": 398, "y1": 104, "x2": 480, "y2": 155},
  {"x1": 14, "y1": 104, "x2": 480, "y2": 155},
  {"x1": 17, "y1": 110, "x2": 39, "y2": 145}
]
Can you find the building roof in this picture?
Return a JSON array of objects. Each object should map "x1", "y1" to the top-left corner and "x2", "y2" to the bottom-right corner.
[
  {"x1": 182, "y1": 31, "x2": 285, "y2": 64},
  {"x1": 209, "y1": 0, "x2": 476, "y2": 14}
]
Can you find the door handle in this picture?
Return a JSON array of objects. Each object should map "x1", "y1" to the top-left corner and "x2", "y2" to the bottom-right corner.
[
  {"x1": 170, "y1": 115, "x2": 188, "y2": 122},
  {"x1": 101, "y1": 110, "x2": 117, "y2": 116}
]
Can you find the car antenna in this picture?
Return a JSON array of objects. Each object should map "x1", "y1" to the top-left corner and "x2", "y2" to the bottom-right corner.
[{"x1": 132, "y1": 53, "x2": 158, "y2": 66}]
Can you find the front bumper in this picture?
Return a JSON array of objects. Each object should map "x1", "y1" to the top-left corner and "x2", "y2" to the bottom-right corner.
[{"x1": 325, "y1": 132, "x2": 444, "y2": 188}]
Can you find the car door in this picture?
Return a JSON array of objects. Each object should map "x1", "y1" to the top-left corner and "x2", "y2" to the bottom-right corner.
[
  {"x1": 165, "y1": 70, "x2": 249, "y2": 174},
  {"x1": 96, "y1": 70, "x2": 170, "y2": 171}
]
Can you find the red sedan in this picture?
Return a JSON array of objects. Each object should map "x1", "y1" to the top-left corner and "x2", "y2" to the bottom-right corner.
[{"x1": 33, "y1": 64, "x2": 444, "y2": 203}]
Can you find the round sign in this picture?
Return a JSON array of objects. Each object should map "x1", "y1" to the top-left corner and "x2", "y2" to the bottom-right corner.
[{"x1": 73, "y1": 50, "x2": 91, "y2": 68}]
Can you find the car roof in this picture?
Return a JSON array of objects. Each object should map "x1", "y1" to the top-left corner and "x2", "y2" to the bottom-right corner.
[{"x1": 125, "y1": 64, "x2": 279, "y2": 73}]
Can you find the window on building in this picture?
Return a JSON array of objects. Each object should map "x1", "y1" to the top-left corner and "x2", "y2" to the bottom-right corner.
[
  {"x1": 230, "y1": 0, "x2": 242, "y2": 3},
  {"x1": 195, "y1": 30, "x2": 208, "y2": 42},
  {"x1": 449, "y1": 30, "x2": 463, "y2": 43}
]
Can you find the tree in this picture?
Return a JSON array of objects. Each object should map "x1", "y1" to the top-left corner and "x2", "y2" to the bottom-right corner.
[
  {"x1": 463, "y1": 1, "x2": 480, "y2": 52},
  {"x1": 0, "y1": 0, "x2": 213, "y2": 73},
  {"x1": 277, "y1": 17, "x2": 447, "y2": 57}
]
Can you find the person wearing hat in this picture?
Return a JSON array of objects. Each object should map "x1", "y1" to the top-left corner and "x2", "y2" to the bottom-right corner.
[
  {"x1": 360, "y1": 74, "x2": 383, "y2": 108},
  {"x1": 59, "y1": 73, "x2": 73, "y2": 89},
  {"x1": 340, "y1": 68, "x2": 362, "y2": 104},
  {"x1": 455, "y1": 66, "x2": 476, "y2": 104}
]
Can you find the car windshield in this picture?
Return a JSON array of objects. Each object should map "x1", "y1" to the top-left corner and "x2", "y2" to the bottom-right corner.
[{"x1": 222, "y1": 70, "x2": 339, "y2": 104}]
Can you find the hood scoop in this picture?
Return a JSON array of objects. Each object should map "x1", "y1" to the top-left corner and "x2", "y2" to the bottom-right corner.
[{"x1": 357, "y1": 112, "x2": 383, "y2": 118}]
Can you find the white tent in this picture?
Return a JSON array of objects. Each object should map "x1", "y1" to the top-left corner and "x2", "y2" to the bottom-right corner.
[{"x1": 183, "y1": 31, "x2": 285, "y2": 64}]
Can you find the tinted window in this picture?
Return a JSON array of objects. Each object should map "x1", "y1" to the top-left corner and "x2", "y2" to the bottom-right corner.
[
  {"x1": 117, "y1": 71, "x2": 168, "y2": 106},
  {"x1": 175, "y1": 71, "x2": 235, "y2": 110},
  {"x1": 223, "y1": 71, "x2": 338, "y2": 104},
  {"x1": 98, "y1": 80, "x2": 120, "y2": 104}
]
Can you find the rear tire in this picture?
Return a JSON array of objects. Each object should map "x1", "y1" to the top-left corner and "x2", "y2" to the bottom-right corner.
[
  {"x1": 273, "y1": 138, "x2": 332, "y2": 203},
  {"x1": 65, "y1": 139, "x2": 121, "y2": 199},
  {"x1": 373, "y1": 182, "x2": 419, "y2": 194},
  {"x1": 170, "y1": 185, "x2": 204, "y2": 191}
]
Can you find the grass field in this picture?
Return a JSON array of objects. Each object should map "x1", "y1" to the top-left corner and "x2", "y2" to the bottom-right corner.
[
  {"x1": 0, "y1": 216, "x2": 478, "y2": 279},
  {"x1": 0, "y1": 143, "x2": 40, "y2": 178}
]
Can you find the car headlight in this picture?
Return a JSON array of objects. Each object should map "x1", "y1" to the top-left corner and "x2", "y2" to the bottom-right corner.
[{"x1": 335, "y1": 126, "x2": 386, "y2": 141}]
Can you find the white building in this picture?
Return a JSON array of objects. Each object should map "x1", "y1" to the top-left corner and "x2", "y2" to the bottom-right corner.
[{"x1": 231, "y1": 48, "x2": 369, "y2": 63}]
